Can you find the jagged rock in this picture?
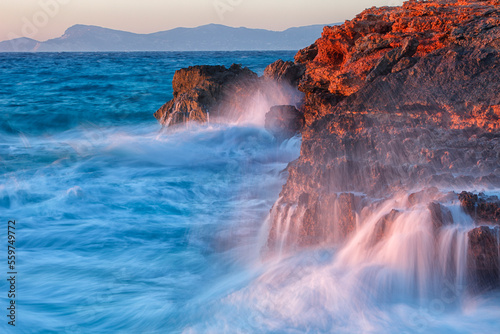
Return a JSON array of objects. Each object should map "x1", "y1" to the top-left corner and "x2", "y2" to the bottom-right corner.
[
  {"x1": 263, "y1": 60, "x2": 305, "y2": 87},
  {"x1": 408, "y1": 187, "x2": 440, "y2": 206},
  {"x1": 391, "y1": 57, "x2": 418, "y2": 73},
  {"x1": 370, "y1": 202, "x2": 453, "y2": 245},
  {"x1": 154, "y1": 64, "x2": 259, "y2": 126},
  {"x1": 264, "y1": 105, "x2": 304, "y2": 141},
  {"x1": 459, "y1": 191, "x2": 500, "y2": 224},
  {"x1": 154, "y1": 62, "x2": 306, "y2": 128},
  {"x1": 467, "y1": 226, "x2": 500, "y2": 292}
]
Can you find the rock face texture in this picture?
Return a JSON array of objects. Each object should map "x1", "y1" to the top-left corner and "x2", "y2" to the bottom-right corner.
[
  {"x1": 263, "y1": 60, "x2": 305, "y2": 87},
  {"x1": 296, "y1": 0, "x2": 500, "y2": 128},
  {"x1": 267, "y1": 0, "x2": 500, "y2": 253}
]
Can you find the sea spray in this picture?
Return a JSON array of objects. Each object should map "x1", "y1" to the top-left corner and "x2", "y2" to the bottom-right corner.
[{"x1": 231, "y1": 80, "x2": 303, "y2": 127}]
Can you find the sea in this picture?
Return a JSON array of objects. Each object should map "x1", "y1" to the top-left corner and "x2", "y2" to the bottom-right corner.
[{"x1": 1, "y1": 51, "x2": 500, "y2": 333}]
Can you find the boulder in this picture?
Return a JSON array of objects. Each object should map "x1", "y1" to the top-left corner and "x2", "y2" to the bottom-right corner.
[{"x1": 428, "y1": 202, "x2": 454, "y2": 231}]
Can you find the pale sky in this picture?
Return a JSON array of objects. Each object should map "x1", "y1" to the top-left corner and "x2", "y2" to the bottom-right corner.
[{"x1": 0, "y1": 0, "x2": 404, "y2": 42}]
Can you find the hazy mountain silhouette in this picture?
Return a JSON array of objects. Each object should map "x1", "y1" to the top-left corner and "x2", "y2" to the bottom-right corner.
[{"x1": 0, "y1": 23, "x2": 334, "y2": 52}]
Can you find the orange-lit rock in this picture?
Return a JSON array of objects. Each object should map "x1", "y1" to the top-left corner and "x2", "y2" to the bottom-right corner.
[{"x1": 296, "y1": 0, "x2": 500, "y2": 128}]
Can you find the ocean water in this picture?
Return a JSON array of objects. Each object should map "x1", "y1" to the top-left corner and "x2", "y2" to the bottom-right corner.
[
  {"x1": 0, "y1": 51, "x2": 301, "y2": 333},
  {"x1": 1, "y1": 51, "x2": 500, "y2": 334}
]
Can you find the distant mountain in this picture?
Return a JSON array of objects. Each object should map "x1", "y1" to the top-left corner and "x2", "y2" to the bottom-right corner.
[
  {"x1": 0, "y1": 23, "x2": 337, "y2": 52},
  {"x1": 0, "y1": 37, "x2": 40, "y2": 52}
]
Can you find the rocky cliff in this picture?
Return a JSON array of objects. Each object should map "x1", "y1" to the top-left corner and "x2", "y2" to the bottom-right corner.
[{"x1": 264, "y1": 0, "x2": 500, "y2": 291}]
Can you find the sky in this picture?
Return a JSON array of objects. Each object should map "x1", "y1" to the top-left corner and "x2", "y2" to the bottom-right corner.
[{"x1": 0, "y1": 0, "x2": 404, "y2": 42}]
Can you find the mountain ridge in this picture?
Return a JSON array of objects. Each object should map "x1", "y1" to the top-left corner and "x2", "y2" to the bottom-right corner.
[{"x1": 0, "y1": 23, "x2": 335, "y2": 52}]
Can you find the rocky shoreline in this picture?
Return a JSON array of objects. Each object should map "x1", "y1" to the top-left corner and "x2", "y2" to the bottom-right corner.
[
  {"x1": 155, "y1": 0, "x2": 500, "y2": 292},
  {"x1": 153, "y1": 61, "x2": 305, "y2": 133}
]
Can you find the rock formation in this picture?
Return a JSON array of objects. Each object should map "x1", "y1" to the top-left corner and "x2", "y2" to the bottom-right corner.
[
  {"x1": 296, "y1": 0, "x2": 500, "y2": 128},
  {"x1": 154, "y1": 64, "x2": 259, "y2": 126},
  {"x1": 459, "y1": 191, "x2": 500, "y2": 224},
  {"x1": 263, "y1": 60, "x2": 305, "y2": 87},
  {"x1": 154, "y1": 60, "x2": 304, "y2": 135},
  {"x1": 267, "y1": 0, "x2": 500, "y2": 250},
  {"x1": 467, "y1": 226, "x2": 500, "y2": 292},
  {"x1": 261, "y1": 0, "x2": 500, "y2": 292}
]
